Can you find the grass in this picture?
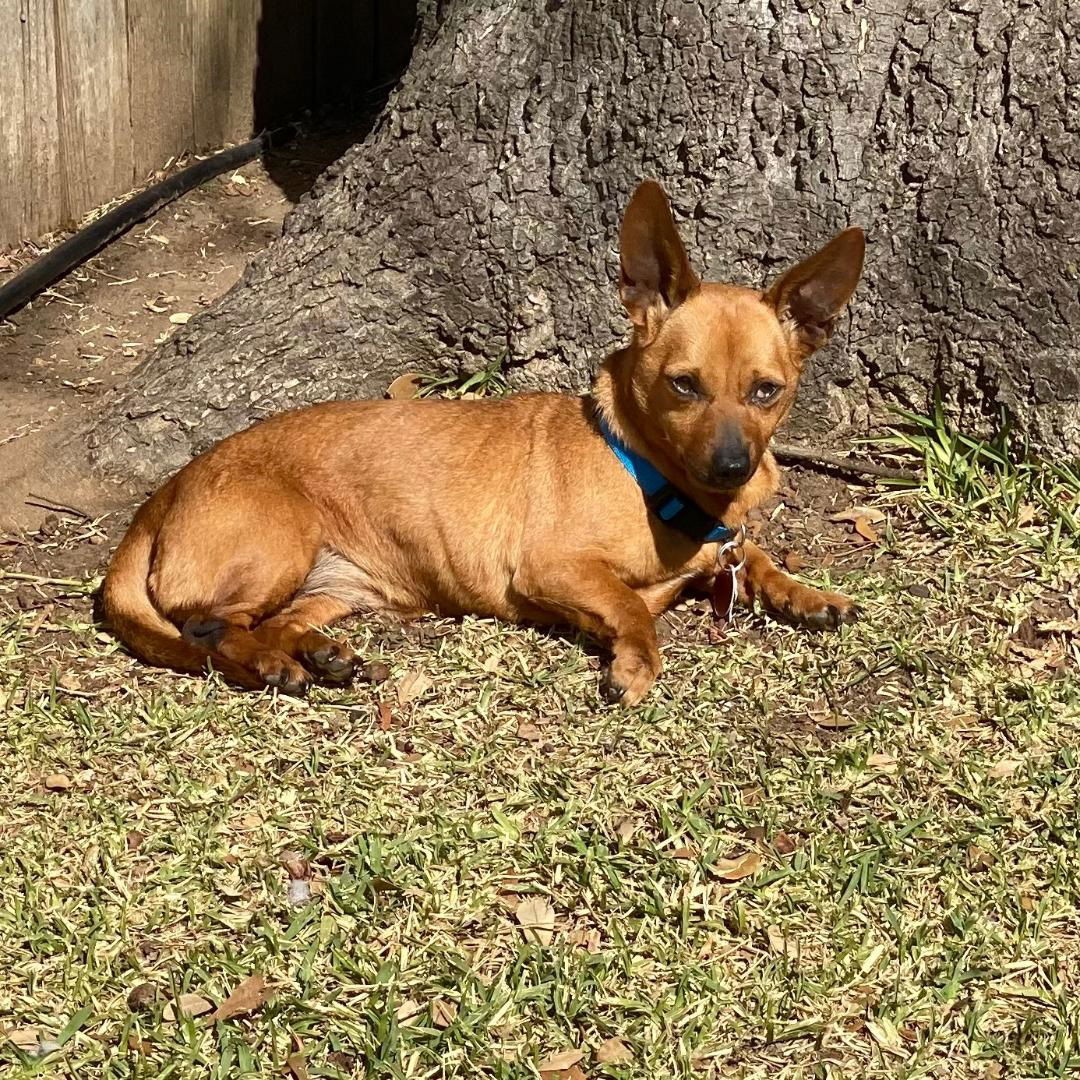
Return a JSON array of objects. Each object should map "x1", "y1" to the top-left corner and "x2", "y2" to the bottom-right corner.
[{"x1": 1, "y1": 417, "x2": 1079, "y2": 1078}]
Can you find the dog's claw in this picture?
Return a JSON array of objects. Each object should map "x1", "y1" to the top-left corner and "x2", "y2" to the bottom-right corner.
[
  {"x1": 304, "y1": 641, "x2": 357, "y2": 685},
  {"x1": 262, "y1": 665, "x2": 309, "y2": 697},
  {"x1": 599, "y1": 670, "x2": 626, "y2": 704}
]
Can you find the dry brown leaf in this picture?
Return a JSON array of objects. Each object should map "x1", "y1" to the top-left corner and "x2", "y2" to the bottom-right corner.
[
  {"x1": 866, "y1": 753, "x2": 898, "y2": 772},
  {"x1": 566, "y1": 926, "x2": 601, "y2": 953},
  {"x1": 386, "y1": 373, "x2": 425, "y2": 400},
  {"x1": 712, "y1": 851, "x2": 762, "y2": 881},
  {"x1": 853, "y1": 516, "x2": 880, "y2": 543},
  {"x1": 163, "y1": 993, "x2": 214, "y2": 1021},
  {"x1": 516, "y1": 721, "x2": 542, "y2": 741},
  {"x1": 431, "y1": 997, "x2": 458, "y2": 1028},
  {"x1": 538, "y1": 1049, "x2": 584, "y2": 1072},
  {"x1": 395, "y1": 998, "x2": 424, "y2": 1026},
  {"x1": 815, "y1": 713, "x2": 855, "y2": 730},
  {"x1": 671, "y1": 845, "x2": 697, "y2": 860},
  {"x1": 772, "y1": 832, "x2": 798, "y2": 855},
  {"x1": 396, "y1": 670, "x2": 432, "y2": 705},
  {"x1": 286, "y1": 1052, "x2": 310, "y2": 1080},
  {"x1": 210, "y1": 974, "x2": 275, "y2": 1021},
  {"x1": 615, "y1": 818, "x2": 635, "y2": 843},
  {"x1": 967, "y1": 845, "x2": 995, "y2": 872},
  {"x1": 377, "y1": 701, "x2": 394, "y2": 731},
  {"x1": 830, "y1": 506, "x2": 886, "y2": 525},
  {"x1": 279, "y1": 851, "x2": 309, "y2": 880},
  {"x1": 988, "y1": 759, "x2": 1021, "y2": 779},
  {"x1": 516, "y1": 897, "x2": 556, "y2": 945},
  {"x1": 1016, "y1": 503, "x2": 1038, "y2": 527},
  {"x1": 6, "y1": 1027, "x2": 41, "y2": 1051},
  {"x1": 782, "y1": 551, "x2": 806, "y2": 573},
  {"x1": 44, "y1": 773, "x2": 72, "y2": 791},
  {"x1": 595, "y1": 1036, "x2": 633, "y2": 1064}
]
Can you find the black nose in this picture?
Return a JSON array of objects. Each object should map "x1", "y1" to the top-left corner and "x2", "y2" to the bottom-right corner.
[{"x1": 708, "y1": 440, "x2": 752, "y2": 489}]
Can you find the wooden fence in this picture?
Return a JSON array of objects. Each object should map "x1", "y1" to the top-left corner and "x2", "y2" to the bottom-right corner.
[{"x1": 0, "y1": 0, "x2": 414, "y2": 248}]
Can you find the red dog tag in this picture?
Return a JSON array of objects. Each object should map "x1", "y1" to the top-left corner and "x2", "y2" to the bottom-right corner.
[{"x1": 711, "y1": 567, "x2": 737, "y2": 624}]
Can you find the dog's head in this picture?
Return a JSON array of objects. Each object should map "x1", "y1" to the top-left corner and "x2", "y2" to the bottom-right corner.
[{"x1": 615, "y1": 181, "x2": 864, "y2": 493}]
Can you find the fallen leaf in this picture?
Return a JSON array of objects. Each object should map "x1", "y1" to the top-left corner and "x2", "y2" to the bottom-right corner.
[
  {"x1": 431, "y1": 997, "x2": 458, "y2": 1028},
  {"x1": 169, "y1": 312, "x2": 192, "y2": 325},
  {"x1": 615, "y1": 818, "x2": 635, "y2": 844},
  {"x1": 57, "y1": 673, "x2": 83, "y2": 692},
  {"x1": 286, "y1": 1052, "x2": 309, "y2": 1080},
  {"x1": 712, "y1": 851, "x2": 762, "y2": 881},
  {"x1": 126, "y1": 830, "x2": 146, "y2": 852},
  {"x1": 967, "y1": 845, "x2": 995, "y2": 872},
  {"x1": 1016, "y1": 503, "x2": 1037, "y2": 527},
  {"x1": 854, "y1": 516, "x2": 880, "y2": 543},
  {"x1": 781, "y1": 550, "x2": 806, "y2": 573},
  {"x1": 44, "y1": 773, "x2": 72, "y2": 791},
  {"x1": 772, "y1": 832, "x2": 798, "y2": 855},
  {"x1": 396, "y1": 669, "x2": 432, "y2": 705},
  {"x1": 538, "y1": 1049, "x2": 584, "y2": 1072},
  {"x1": 386, "y1": 373, "x2": 425, "y2": 400},
  {"x1": 566, "y1": 926, "x2": 601, "y2": 952},
  {"x1": 126, "y1": 982, "x2": 158, "y2": 1011},
  {"x1": 830, "y1": 506, "x2": 886, "y2": 525},
  {"x1": 866, "y1": 753, "x2": 898, "y2": 772},
  {"x1": 377, "y1": 701, "x2": 394, "y2": 730},
  {"x1": 126, "y1": 1034, "x2": 152, "y2": 1055},
  {"x1": 988, "y1": 759, "x2": 1021, "y2": 779},
  {"x1": 516, "y1": 721, "x2": 542, "y2": 741},
  {"x1": 163, "y1": 993, "x2": 214, "y2": 1021},
  {"x1": 279, "y1": 850, "x2": 309, "y2": 880},
  {"x1": 815, "y1": 714, "x2": 856, "y2": 730},
  {"x1": 745, "y1": 824, "x2": 767, "y2": 843},
  {"x1": 395, "y1": 998, "x2": 424, "y2": 1026},
  {"x1": 671, "y1": 845, "x2": 697, "y2": 859},
  {"x1": 6, "y1": 1027, "x2": 41, "y2": 1051},
  {"x1": 516, "y1": 897, "x2": 556, "y2": 945},
  {"x1": 210, "y1": 974, "x2": 275, "y2": 1021},
  {"x1": 595, "y1": 1037, "x2": 633, "y2": 1064}
]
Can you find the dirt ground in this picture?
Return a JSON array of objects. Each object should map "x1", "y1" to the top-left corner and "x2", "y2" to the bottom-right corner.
[{"x1": 0, "y1": 129, "x2": 358, "y2": 536}]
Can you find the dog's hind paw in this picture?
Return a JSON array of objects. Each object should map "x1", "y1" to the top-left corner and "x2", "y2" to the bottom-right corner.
[{"x1": 600, "y1": 645, "x2": 661, "y2": 706}]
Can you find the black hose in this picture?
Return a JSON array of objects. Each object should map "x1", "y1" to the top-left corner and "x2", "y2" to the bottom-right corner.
[{"x1": 0, "y1": 126, "x2": 296, "y2": 323}]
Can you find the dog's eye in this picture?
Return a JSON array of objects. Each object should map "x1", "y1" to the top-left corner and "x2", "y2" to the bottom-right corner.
[
  {"x1": 669, "y1": 375, "x2": 699, "y2": 398},
  {"x1": 751, "y1": 381, "x2": 783, "y2": 406}
]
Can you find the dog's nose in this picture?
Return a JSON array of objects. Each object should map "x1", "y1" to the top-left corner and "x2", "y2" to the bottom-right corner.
[{"x1": 707, "y1": 441, "x2": 752, "y2": 489}]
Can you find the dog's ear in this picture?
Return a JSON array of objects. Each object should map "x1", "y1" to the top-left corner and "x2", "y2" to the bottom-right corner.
[
  {"x1": 764, "y1": 228, "x2": 865, "y2": 358},
  {"x1": 620, "y1": 181, "x2": 700, "y2": 345}
]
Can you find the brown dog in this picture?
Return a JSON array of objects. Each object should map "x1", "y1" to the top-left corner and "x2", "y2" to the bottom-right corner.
[{"x1": 101, "y1": 181, "x2": 864, "y2": 705}]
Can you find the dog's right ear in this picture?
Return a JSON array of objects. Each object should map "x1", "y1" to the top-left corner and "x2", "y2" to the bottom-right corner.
[{"x1": 620, "y1": 181, "x2": 700, "y2": 345}]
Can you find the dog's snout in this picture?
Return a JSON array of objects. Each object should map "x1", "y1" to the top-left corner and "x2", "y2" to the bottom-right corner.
[{"x1": 707, "y1": 431, "x2": 753, "y2": 489}]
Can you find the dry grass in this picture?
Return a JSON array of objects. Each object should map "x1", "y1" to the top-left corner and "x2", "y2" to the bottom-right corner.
[{"x1": 1, "y1": 474, "x2": 1078, "y2": 1078}]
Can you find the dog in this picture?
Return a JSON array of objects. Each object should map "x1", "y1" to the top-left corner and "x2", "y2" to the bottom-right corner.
[{"x1": 101, "y1": 181, "x2": 864, "y2": 706}]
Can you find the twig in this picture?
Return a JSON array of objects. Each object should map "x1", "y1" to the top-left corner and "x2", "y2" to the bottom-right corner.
[
  {"x1": 772, "y1": 443, "x2": 919, "y2": 483},
  {"x1": 25, "y1": 493, "x2": 91, "y2": 520}
]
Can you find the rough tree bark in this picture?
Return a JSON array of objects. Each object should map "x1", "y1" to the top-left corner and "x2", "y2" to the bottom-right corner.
[{"x1": 88, "y1": 0, "x2": 1080, "y2": 483}]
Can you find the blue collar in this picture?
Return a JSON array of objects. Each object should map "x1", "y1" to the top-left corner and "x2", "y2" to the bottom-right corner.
[{"x1": 597, "y1": 414, "x2": 735, "y2": 544}]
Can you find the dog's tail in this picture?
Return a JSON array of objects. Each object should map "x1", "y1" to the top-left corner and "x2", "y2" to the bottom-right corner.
[{"x1": 100, "y1": 489, "x2": 256, "y2": 686}]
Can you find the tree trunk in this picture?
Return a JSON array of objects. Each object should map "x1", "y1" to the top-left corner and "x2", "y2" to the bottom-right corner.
[{"x1": 88, "y1": 0, "x2": 1080, "y2": 483}]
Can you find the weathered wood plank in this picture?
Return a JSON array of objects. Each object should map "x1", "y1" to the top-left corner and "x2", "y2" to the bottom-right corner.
[
  {"x1": 191, "y1": 0, "x2": 259, "y2": 148},
  {"x1": 0, "y1": 0, "x2": 29, "y2": 245},
  {"x1": 55, "y1": 0, "x2": 133, "y2": 225},
  {"x1": 127, "y1": 0, "x2": 194, "y2": 179}
]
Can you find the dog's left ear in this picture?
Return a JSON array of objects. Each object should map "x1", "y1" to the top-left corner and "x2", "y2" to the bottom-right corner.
[
  {"x1": 620, "y1": 181, "x2": 700, "y2": 345},
  {"x1": 764, "y1": 228, "x2": 865, "y2": 358}
]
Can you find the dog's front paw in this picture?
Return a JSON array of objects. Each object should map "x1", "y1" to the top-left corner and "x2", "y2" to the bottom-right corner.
[
  {"x1": 600, "y1": 644, "x2": 661, "y2": 706},
  {"x1": 761, "y1": 577, "x2": 858, "y2": 630}
]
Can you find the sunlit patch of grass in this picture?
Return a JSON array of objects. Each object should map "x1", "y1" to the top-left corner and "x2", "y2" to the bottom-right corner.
[
  {"x1": 2, "y1": 462, "x2": 1079, "y2": 1077},
  {"x1": 873, "y1": 400, "x2": 1080, "y2": 551}
]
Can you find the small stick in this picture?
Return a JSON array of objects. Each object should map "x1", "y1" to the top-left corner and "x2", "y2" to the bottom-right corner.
[
  {"x1": 772, "y1": 443, "x2": 919, "y2": 483},
  {"x1": 25, "y1": 493, "x2": 91, "y2": 519}
]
